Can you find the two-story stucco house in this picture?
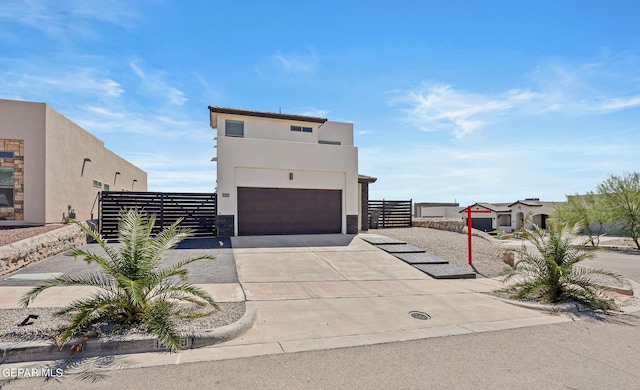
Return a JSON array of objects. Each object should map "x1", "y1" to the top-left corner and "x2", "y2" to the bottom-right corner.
[{"x1": 209, "y1": 106, "x2": 360, "y2": 236}]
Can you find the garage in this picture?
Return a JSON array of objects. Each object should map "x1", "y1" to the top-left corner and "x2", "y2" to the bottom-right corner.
[
  {"x1": 237, "y1": 187, "x2": 342, "y2": 235},
  {"x1": 471, "y1": 218, "x2": 493, "y2": 232}
]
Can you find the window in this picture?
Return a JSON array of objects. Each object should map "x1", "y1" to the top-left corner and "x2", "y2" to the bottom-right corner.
[
  {"x1": 0, "y1": 167, "x2": 14, "y2": 207},
  {"x1": 225, "y1": 120, "x2": 244, "y2": 137},
  {"x1": 319, "y1": 140, "x2": 341, "y2": 145},
  {"x1": 0, "y1": 151, "x2": 14, "y2": 158},
  {"x1": 92, "y1": 179, "x2": 103, "y2": 188},
  {"x1": 103, "y1": 183, "x2": 110, "y2": 191},
  {"x1": 291, "y1": 126, "x2": 313, "y2": 133}
]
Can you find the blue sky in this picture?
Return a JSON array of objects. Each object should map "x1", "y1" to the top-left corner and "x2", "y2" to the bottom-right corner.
[{"x1": 1, "y1": 1, "x2": 639, "y2": 206}]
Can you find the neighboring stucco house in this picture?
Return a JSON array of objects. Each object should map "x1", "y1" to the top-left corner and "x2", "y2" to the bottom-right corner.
[
  {"x1": 209, "y1": 106, "x2": 360, "y2": 236},
  {"x1": 0, "y1": 98, "x2": 147, "y2": 225},
  {"x1": 414, "y1": 202, "x2": 463, "y2": 218},
  {"x1": 460, "y1": 198, "x2": 561, "y2": 232}
]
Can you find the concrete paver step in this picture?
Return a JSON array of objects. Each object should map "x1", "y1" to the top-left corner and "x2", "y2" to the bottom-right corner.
[
  {"x1": 413, "y1": 264, "x2": 476, "y2": 279},
  {"x1": 360, "y1": 237, "x2": 406, "y2": 245},
  {"x1": 393, "y1": 253, "x2": 449, "y2": 265},
  {"x1": 375, "y1": 244, "x2": 425, "y2": 254}
]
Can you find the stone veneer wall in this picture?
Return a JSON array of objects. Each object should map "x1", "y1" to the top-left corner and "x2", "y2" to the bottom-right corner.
[
  {"x1": 0, "y1": 223, "x2": 88, "y2": 276},
  {"x1": 413, "y1": 218, "x2": 465, "y2": 233},
  {"x1": 0, "y1": 139, "x2": 24, "y2": 220},
  {"x1": 413, "y1": 217, "x2": 497, "y2": 242}
]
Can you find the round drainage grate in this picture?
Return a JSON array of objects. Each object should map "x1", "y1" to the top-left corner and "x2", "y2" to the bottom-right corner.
[{"x1": 409, "y1": 311, "x2": 431, "y2": 320}]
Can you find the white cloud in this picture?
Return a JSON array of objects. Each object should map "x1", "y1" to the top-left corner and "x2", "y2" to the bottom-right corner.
[
  {"x1": 0, "y1": 0, "x2": 141, "y2": 42},
  {"x1": 271, "y1": 51, "x2": 316, "y2": 73},
  {"x1": 393, "y1": 57, "x2": 640, "y2": 138},
  {"x1": 298, "y1": 107, "x2": 329, "y2": 117},
  {"x1": 392, "y1": 83, "x2": 530, "y2": 138},
  {"x1": 0, "y1": 67, "x2": 123, "y2": 98},
  {"x1": 261, "y1": 49, "x2": 318, "y2": 75},
  {"x1": 129, "y1": 61, "x2": 187, "y2": 106}
]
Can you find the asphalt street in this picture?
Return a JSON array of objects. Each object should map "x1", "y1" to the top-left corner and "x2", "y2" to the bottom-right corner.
[
  {"x1": 586, "y1": 250, "x2": 640, "y2": 283},
  {"x1": 4, "y1": 312, "x2": 639, "y2": 389}
]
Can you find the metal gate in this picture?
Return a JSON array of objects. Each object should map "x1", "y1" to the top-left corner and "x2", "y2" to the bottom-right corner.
[
  {"x1": 368, "y1": 199, "x2": 412, "y2": 228},
  {"x1": 99, "y1": 192, "x2": 217, "y2": 239}
]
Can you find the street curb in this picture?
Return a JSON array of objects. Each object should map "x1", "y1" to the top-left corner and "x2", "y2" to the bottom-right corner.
[
  {"x1": 488, "y1": 278, "x2": 640, "y2": 314},
  {"x1": 488, "y1": 295, "x2": 589, "y2": 313},
  {"x1": 0, "y1": 306, "x2": 257, "y2": 364}
]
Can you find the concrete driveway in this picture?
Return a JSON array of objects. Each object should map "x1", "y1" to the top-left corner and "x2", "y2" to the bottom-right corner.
[{"x1": 179, "y1": 233, "x2": 570, "y2": 362}]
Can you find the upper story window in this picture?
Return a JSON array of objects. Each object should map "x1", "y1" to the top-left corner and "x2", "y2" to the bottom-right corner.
[
  {"x1": 225, "y1": 120, "x2": 244, "y2": 137},
  {"x1": 319, "y1": 140, "x2": 341, "y2": 145},
  {"x1": 0, "y1": 151, "x2": 14, "y2": 158},
  {"x1": 291, "y1": 126, "x2": 313, "y2": 133}
]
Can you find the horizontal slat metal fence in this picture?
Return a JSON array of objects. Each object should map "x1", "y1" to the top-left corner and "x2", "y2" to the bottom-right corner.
[
  {"x1": 99, "y1": 192, "x2": 217, "y2": 239},
  {"x1": 368, "y1": 199, "x2": 413, "y2": 228}
]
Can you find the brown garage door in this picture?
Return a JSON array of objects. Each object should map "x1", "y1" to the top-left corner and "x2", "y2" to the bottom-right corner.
[{"x1": 237, "y1": 187, "x2": 342, "y2": 235}]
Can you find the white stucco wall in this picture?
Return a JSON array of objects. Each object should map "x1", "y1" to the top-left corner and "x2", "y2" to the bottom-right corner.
[
  {"x1": 318, "y1": 121, "x2": 354, "y2": 145},
  {"x1": 45, "y1": 105, "x2": 147, "y2": 222},
  {"x1": 0, "y1": 99, "x2": 147, "y2": 225},
  {"x1": 211, "y1": 111, "x2": 354, "y2": 146},
  {"x1": 214, "y1": 113, "x2": 358, "y2": 235},
  {"x1": 418, "y1": 205, "x2": 464, "y2": 218}
]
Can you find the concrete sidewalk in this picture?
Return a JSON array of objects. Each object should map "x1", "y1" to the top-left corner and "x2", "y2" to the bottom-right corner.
[{"x1": 2, "y1": 233, "x2": 631, "y2": 372}]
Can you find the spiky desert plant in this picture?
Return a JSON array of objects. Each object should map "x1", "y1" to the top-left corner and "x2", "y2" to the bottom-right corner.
[
  {"x1": 20, "y1": 209, "x2": 217, "y2": 352},
  {"x1": 503, "y1": 219, "x2": 624, "y2": 312}
]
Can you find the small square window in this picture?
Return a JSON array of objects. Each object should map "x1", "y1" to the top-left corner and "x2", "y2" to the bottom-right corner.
[
  {"x1": 291, "y1": 126, "x2": 313, "y2": 133},
  {"x1": 0, "y1": 167, "x2": 14, "y2": 187},
  {"x1": 103, "y1": 183, "x2": 110, "y2": 191},
  {"x1": 225, "y1": 120, "x2": 244, "y2": 137}
]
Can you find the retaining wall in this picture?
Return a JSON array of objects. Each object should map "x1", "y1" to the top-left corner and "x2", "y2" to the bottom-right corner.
[
  {"x1": 413, "y1": 218, "x2": 465, "y2": 233},
  {"x1": 0, "y1": 223, "x2": 88, "y2": 276},
  {"x1": 412, "y1": 218, "x2": 498, "y2": 242}
]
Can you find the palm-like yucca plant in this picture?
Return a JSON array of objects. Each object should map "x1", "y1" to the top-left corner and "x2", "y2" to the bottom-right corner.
[
  {"x1": 503, "y1": 219, "x2": 624, "y2": 312},
  {"x1": 20, "y1": 209, "x2": 217, "y2": 352}
]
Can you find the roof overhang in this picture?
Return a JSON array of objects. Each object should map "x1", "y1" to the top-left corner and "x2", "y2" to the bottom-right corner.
[
  {"x1": 208, "y1": 106, "x2": 328, "y2": 129},
  {"x1": 358, "y1": 174, "x2": 377, "y2": 184}
]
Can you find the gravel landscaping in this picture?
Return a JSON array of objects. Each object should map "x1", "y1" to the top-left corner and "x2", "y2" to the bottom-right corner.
[
  {"x1": 1, "y1": 226, "x2": 246, "y2": 347},
  {"x1": 0, "y1": 302, "x2": 246, "y2": 345},
  {"x1": 0, "y1": 225, "x2": 67, "y2": 247},
  {"x1": 369, "y1": 227, "x2": 512, "y2": 278}
]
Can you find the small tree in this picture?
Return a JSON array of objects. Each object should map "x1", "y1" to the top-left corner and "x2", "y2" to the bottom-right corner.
[
  {"x1": 20, "y1": 209, "x2": 217, "y2": 352},
  {"x1": 553, "y1": 193, "x2": 609, "y2": 246},
  {"x1": 503, "y1": 219, "x2": 624, "y2": 312},
  {"x1": 597, "y1": 172, "x2": 640, "y2": 249}
]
